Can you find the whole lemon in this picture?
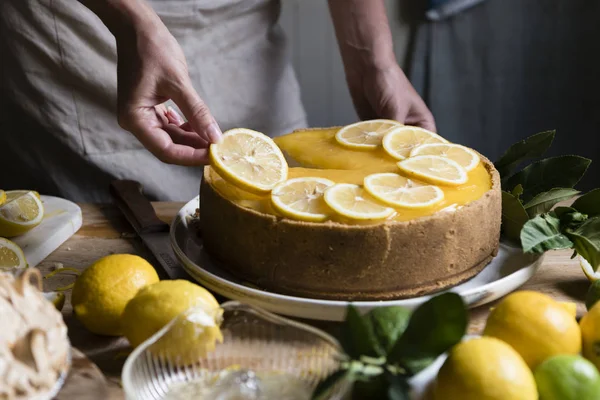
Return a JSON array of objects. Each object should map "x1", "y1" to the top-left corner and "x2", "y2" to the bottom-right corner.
[
  {"x1": 581, "y1": 301, "x2": 600, "y2": 370},
  {"x1": 434, "y1": 337, "x2": 537, "y2": 400},
  {"x1": 121, "y1": 280, "x2": 223, "y2": 364},
  {"x1": 483, "y1": 291, "x2": 581, "y2": 368},
  {"x1": 72, "y1": 254, "x2": 159, "y2": 336}
]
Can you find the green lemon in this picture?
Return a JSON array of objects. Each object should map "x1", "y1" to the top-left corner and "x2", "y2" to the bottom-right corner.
[
  {"x1": 534, "y1": 354, "x2": 600, "y2": 400},
  {"x1": 586, "y1": 280, "x2": 600, "y2": 311}
]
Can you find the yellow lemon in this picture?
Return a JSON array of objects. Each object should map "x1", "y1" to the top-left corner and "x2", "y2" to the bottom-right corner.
[
  {"x1": 335, "y1": 119, "x2": 402, "y2": 150},
  {"x1": 0, "y1": 191, "x2": 44, "y2": 237},
  {"x1": 0, "y1": 190, "x2": 6, "y2": 206},
  {"x1": 397, "y1": 155, "x2": 468, "y2": 186},
  {"x1": 580, "y1": 301, "x2": 600, "y2": 370},
  {"x1": 434, "y1": 337, "x2": 537, "y2": 400},
  {"x1": 381, "y1": 125, "x2": 447, "y2": 159},
  {"x1": 0, "y1": 237, "x2": 27, "y2": 270},
  {"x1": 121, "y1": 280, "x2": 223, "y2": 364},
  {"x1": 72, "y1": 254, "x2": 159, "y2": 336},
  {"x1": 484, "y1": 291, "x2": 581, "y2": 369},
  {"x1": 209, "y1": 128, "x2": 288, "y2": 194},
  {"x1": 410, "y1": 143, "x2": 480, "y2": 171},
  {"x1": 363, "y1": 172, "x2": 444, "y2": 209}
]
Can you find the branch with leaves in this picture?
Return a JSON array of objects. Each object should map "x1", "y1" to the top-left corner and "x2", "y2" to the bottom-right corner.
[
  {"x1": 312, "y1": 293, "x2": 467, "y2": 400},
  {"x1": 496, "y1": 130, "x2": 600, "y2": 271}
]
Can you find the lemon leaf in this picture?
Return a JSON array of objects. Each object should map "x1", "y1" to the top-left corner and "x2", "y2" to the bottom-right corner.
[
  {"x1": 367, "y1": 306, "x2": 412, "y2": 356},
  {"x1": 341, "y1": 305, "x2": 384, "y2": 358},
  {"x1": 501, "y1": 191, "x2": 530, "y2": 243},
  {"x1": 523, "y1": 188, "x2": 580, "y2": 218},
  {"x1": 572, "y1": 188, "x2": 600, "y2": 217},
  {"x1": 387, "y1": 293, "x2": 467, "y2": 373},
  {"x1": 521, "y1": 213, "x2": 573, "y2": 253},
  {"x1": 387, "y1": 374, "x2": 410, "y2": 400},
  {"x1": 567, "y1": 217, "x2": 600, "y2": 272},
  {"x1": 495, "y1": 130, "x2": 555, "y2": 178},
  {"x1": 503, "y1": 155, "x2": 591, "y2": 202}
]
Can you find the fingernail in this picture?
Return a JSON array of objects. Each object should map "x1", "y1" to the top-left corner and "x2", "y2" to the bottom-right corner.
[
  {"x1": 206, "y1": 123, "x2": 222, "y2": 144},
  {"x1": 167, "y1": 106, "x2": 184, "y2": 125}
]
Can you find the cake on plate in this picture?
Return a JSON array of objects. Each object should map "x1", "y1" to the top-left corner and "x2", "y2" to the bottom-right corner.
[{"x1": 200, "y1": 120, "x2": 501, "y2": 300}]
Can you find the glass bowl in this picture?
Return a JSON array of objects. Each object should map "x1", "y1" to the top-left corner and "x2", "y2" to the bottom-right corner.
[{"x1": 122, "y1": 301, "x2": 350, "y2": 400}]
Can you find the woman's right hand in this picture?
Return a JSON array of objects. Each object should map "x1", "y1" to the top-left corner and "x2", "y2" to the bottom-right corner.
[{"x1": 87, "y1": 0, "x2": 221, "y2": 166}]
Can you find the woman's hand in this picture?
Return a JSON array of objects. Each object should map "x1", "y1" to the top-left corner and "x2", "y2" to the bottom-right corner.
[{"x1": 346, "y1": 65, "x2": 436, "y2": 131}]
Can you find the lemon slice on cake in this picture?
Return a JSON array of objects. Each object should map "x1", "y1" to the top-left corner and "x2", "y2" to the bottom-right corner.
[
  {"x1": 209, "y1": 128, "x2": 288, "y2": 194},
  {"x1": 364, "y1": 173, "x2": 444, "y2": 209},
  {"x1": 0, "y1": 191, "x2": 44, "y2": 237},
  {"x1": 324, "y1": 183, "x2": 394, "y2": 220},
  {"x1": 0, "y1": 238, "x2": 28, "y2": 270},
  {"x1": 397, "y1": 155, "x2": 468, "y2": 186},
  {"x1": 410, "y1": 143, "x2": 480, "y2": 171},
  {"x1": 382, "y1": 126, "x2": 448, "y2": 160},
  {"x1": 335, "y1": 119, "x2": 402, "y2": 150},
  {"x1": 271, "y1": 177, "x2": 335, "y2": 222}
]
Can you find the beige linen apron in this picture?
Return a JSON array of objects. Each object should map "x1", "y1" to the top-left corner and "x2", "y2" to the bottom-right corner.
[{"x1": 0, "y1": 0, "x2": 307, "y2": 202}]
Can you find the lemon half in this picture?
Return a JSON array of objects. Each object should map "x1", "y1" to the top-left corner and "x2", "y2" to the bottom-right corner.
[
  {"x1": 0, "y1": 237, "x2": 28, "y2": 270},
  {"x1": 0, "y1": 191, "x2": 44, "y2": 237},
  {"x1": 209, "y1": 128, "x2": 288, "y2": 194}
]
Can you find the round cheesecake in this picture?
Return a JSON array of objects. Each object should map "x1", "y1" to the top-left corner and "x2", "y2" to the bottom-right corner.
[{"x1": 199, "y1": 127, "x2": 501, "y2": 301}]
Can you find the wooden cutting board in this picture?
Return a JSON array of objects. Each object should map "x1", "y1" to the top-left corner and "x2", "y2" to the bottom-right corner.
[{"x1": 12, "y1": 195, "x2": 82, "y2": 268}]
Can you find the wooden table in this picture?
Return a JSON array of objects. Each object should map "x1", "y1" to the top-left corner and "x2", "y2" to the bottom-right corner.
[{"x1": 39, "y1": 203, "x2": 589, "y2": 399}]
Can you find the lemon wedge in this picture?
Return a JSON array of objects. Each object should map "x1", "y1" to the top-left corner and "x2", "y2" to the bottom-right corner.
[
  {"x1": 382, "y1": 126, "x2": 448, "y2": 160},
  {"x1": 271, "y1": 177, "x2": 335, "y2": 222},
  {"x1": 209, "y1": 128, "x2": 288, "y2": 194},
  {"x1": 0, "y1": 237, "x2": 28, "y2": 270},
  {"x1": 397, "y1": 155, "x2": 468, "y2": 186},
  {"x1": 335, "y1": 119, "x2": 402, "y2": 150},
  {"x1": 0, "y1": 190, "x2": 5, "y2": 206},
  {"x1": 0, "y1": 191, "x2": 44, "y2": 237},
  {"x1": 43, "y1": 292, "x2": 66, "y2": 311},
  {"x1": 363, "y1": 173, "x2": 444, "y2": 209},
  {"x1": 324, "y1": 183, "x2": 394, "y2": 220},
  {"x1": 580, "y1": 256, "x2": 600, "y2": 282},
  {"x1": 410, "y1": 143, "x2": 480, "y2": 171}
]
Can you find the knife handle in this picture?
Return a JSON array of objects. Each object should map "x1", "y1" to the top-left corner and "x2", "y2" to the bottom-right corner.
[{"x1": 109, "y1": 180, "x2": 169, "y2": 234}]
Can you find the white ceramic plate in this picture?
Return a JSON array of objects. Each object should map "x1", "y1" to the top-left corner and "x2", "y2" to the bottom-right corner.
[{"x1": 171, "y1": 196, "x2": 544, "y2": 322}]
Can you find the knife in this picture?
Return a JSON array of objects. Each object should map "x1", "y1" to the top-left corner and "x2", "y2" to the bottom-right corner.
[{"x1": 109, "y1": 179, "x2": 193, "y2": 280}]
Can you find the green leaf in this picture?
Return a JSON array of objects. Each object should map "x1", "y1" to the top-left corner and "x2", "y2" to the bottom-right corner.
[
  {"x1": 367, "y1": 306, "x2": 412, "y2": 356},
  {"x1": 501, "y1": 191, "x2": 530, "y2": 242},
  {"x1": 554, "y1": 206, "x2": 577, "y2": 219},
  {"x1": 504, "y1": 156, "x2": 591, "y2": 202},
  {"x1": 523, "y1": 188, "x2": 580, "y2": 217},
  {"x1": 520, "y1": 213, "x2": 573, "y2": 253},
  {"x1": 511, "y1": 184, "x2": 524, "y2": 199},
  {"x1": 572, "y1": 189, "x2": 600, "y2": 217},
  {"x1": 387, "y1": 374, "x2": 410, "y2": 400},
  {"x1": 494, "y1": 130, "x2": 555, "y2": 178},
  {"x1": 341, "y1": 305, "x2": 382, "y2": 359},
  {"x1": 568, "y1": 233, "x2": 600, "y2": 273},
  {"x1": 352, "y1": 375, "x2": 389, "y2": 400},
  {"x1": 570, "y1": 217, "x2": 600, "y2": 248},
  {"x1": 312, "y1": 369, "x2": 353, "y2": 400},
  {"x1": 387, "y1": 293, "x2": 467, "y2": 373}
]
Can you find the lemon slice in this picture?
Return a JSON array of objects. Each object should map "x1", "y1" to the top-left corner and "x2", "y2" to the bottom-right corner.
[
  {"x1": 382, "y1": 126, "x2": 448, "y2": 160},
  {"x1": 580, "y1": 256, "x2": 600, "y2": 282},
  {"x1": 5, "y1": 190, "x2": 41, "y2": 202},
  {"x1": 397, "y1": 155, "x2": 468, "y2": 186},
  {"x1": 271, "y1": 177, "x2": 335, "y2": 222},
  {"x1": 0, "y1": 191, "x2": 44, "y2": 237},
  {"x1": 0, "y1": 190, "x2": 5, "y2": 206},
  {"x1": 209, "y1": 128, "x2": 288, "y2": 194},
  {"x1": 363, "y1": 173, "x2": 444, "y2": 209},
  {"x1": 335, "y1": 119, "x2": 402, "y2": 150},
  {"x1": 324, "y1": 183, "x2": 394, "y2": 220},
  {"x1": 0, "y1": 237, "x2": 28, "y2": 270},
  {"x1": 410, "y1": 143, "x2": 480, "y2": 171}
]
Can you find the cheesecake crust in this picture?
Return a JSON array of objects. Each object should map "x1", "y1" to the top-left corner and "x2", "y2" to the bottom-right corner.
[{"x1": 200, "y1": 156, "x2": 501, "y2": 301}]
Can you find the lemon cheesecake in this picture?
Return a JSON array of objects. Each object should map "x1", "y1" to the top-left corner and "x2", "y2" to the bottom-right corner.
[{"x1": 200, "y1": 121, "x2": 501, "y2": 300}]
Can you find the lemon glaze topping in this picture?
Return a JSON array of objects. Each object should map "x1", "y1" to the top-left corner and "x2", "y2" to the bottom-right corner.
[{"x1": 207, "y1": 127, "x2": 492, "y2": 223}]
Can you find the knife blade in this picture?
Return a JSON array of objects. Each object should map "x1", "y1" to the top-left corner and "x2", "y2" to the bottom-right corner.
[{"x1": 109, "y1": 179, "x2": 192, "y2": 280}]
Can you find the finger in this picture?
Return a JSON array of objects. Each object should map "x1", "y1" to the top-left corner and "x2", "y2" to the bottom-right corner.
[
  {"x1": 125, "y1": 107, "x2": 209, "y2": 165},
  {"x1": 163, "y1": 123, "x2": 210, "y2": 148},
  {"x1": 167, "y1": 106, "x2": 185, "y2": 125},
  {"x1": 169, "y1": 80, "x2": 222, "y2": 144},
  {"x1": 405, "y1": 100, "x2": 437, "y2": 132}
]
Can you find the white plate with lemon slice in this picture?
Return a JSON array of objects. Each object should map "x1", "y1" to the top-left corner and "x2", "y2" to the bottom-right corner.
[{"x1": 171, "y1": 196, "x2": 544, "y2": 322}]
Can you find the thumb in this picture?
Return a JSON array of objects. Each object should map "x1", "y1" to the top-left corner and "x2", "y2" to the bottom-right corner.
[{"x1": 170, "y1": 81, "x2": 222, "y2": 144}]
